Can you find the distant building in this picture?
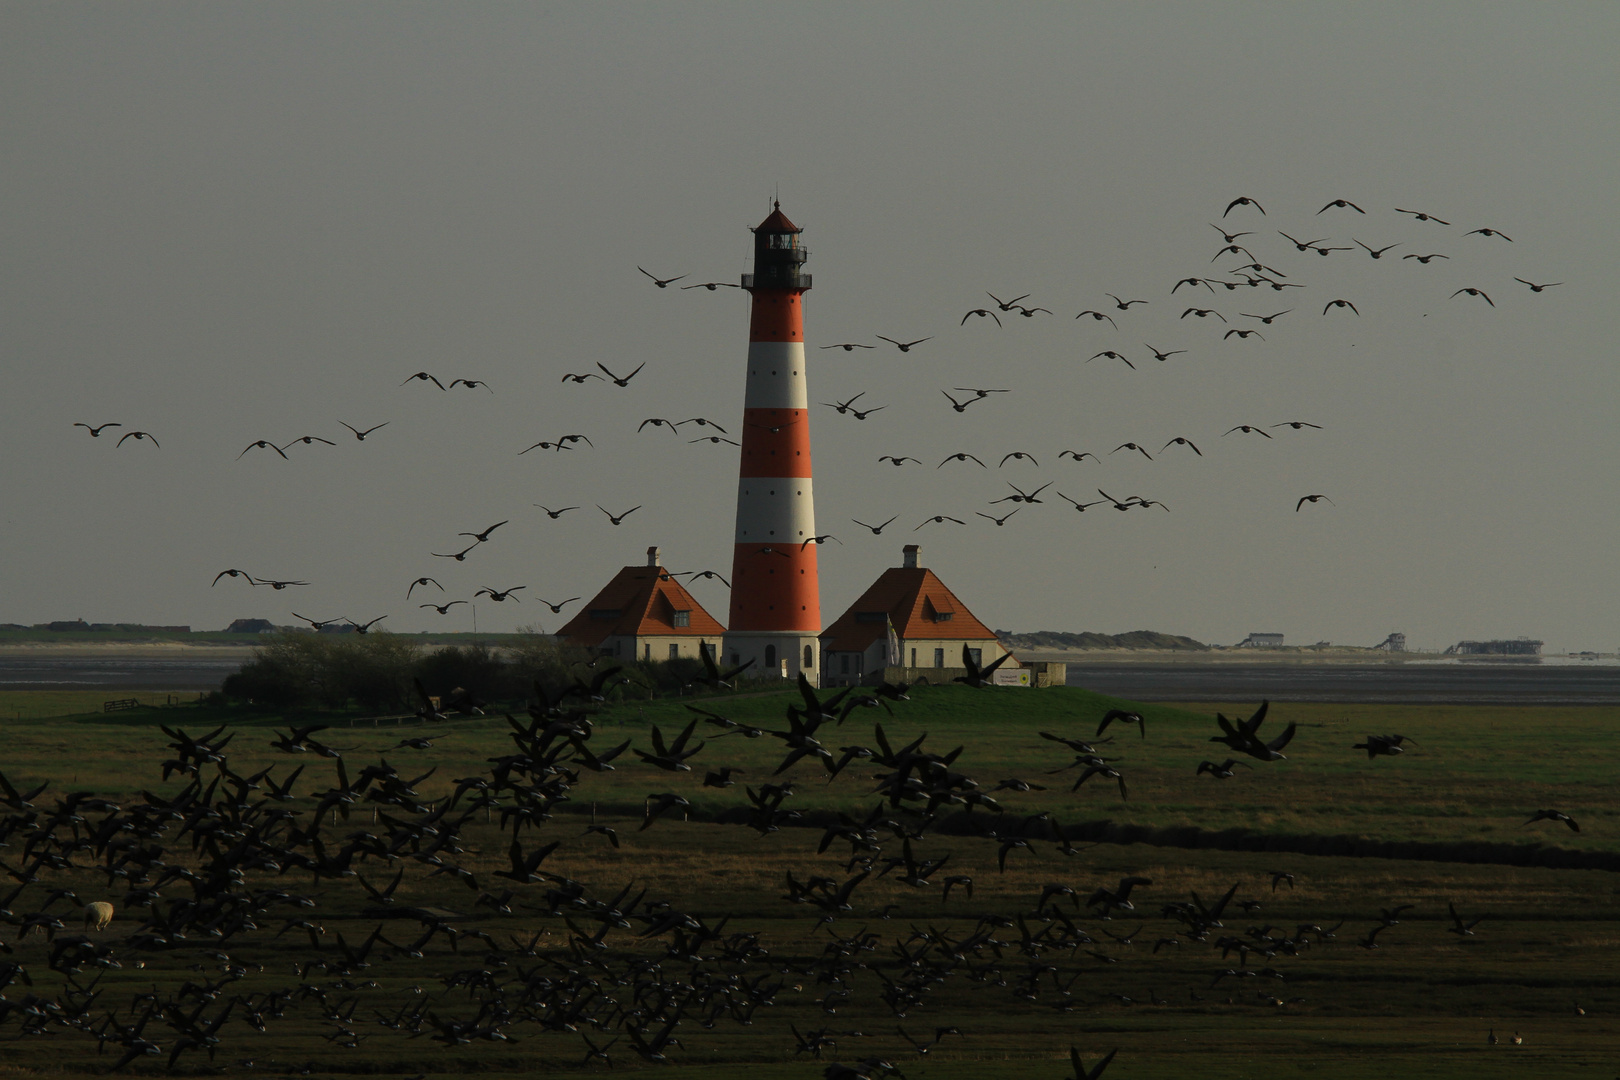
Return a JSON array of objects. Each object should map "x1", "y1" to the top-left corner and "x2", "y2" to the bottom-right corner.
[
  {"x1": 41, "y1": 620, "x2": 92, "y2": 632},
  {"x1": 1239, "y1": 632, "x2": 1285, "y2": 648},
  {"x1": 556, "y1": 547, "x2": 727, "y2": 663},
  {"x1": 819, "y1": 545, "x2": 1011, "y2": 687},
  {"x1": 1373, "y1": 632, "x2": 1407, "y2": 652},
  {"x1": 225, "y1": 619, "x2": 277, "y2": 633},
  {"x1": 1446, "y1": 638, "x2": 1542, "y2": 656}
]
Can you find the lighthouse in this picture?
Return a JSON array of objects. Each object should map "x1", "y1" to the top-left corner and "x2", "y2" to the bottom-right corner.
[{"x1": 723, "y1": 203, "x2": 822, "y2": 685}]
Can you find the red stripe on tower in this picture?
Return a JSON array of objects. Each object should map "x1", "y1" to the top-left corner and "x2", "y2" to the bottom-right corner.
[{"x1": 723, "y1": 203, "x2": 822, "y2": 685}]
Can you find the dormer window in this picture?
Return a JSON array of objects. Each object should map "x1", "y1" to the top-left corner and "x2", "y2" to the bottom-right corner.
[
  {"x1": 673, "y1": 610, "x2": 691, "y2": 627},
  {"x1": 934, "y1": 611, "x2": 954, "y2": 623}
]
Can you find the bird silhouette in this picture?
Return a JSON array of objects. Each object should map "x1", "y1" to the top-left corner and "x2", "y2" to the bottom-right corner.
[
  {"x1": 1318, "y1": 199, "x2": 1365, "y2": 214},
  {"x1": 1295, "y1": 494, "x2": 1335, "y2": 511},
  {"x1": 534, "y1": 504, "x2": 580, "y2": 518},
  {"x1": 1145, "y1": 344, "x2": 1186, "y2": 361},
  {"x1": 239, "y1": 440, "x2": 287, "y2": 460},
  {"x1": 599, "y1": 505, "x2": 642, "y2": 525},
  {"x1": 72, "y1": 422, "x2": 121, "y2": 436},
  {"x1": 1465, "y1": 227, "x2": 1513, "y2": 241},
  {"x1": 1075, "y1": 309, "x2": 1118, "y2": 328},
  {"x1": 596, "y1": 362, "x2": 646, "y2": 387},
  {"x1": 1223, "y1": 196, "x2": 1265, "y2": 216},
  {"x1": 400, "y1": 372, "x2": 445, "y2": 389},
  {"x1": 914, "y1": 515, "x2": 966, "y2": 530},
  {"x1": 1354, "y1": 240, "x2": 1399, "y2": 259},
  {"x1": 537, "y1": 597, "x2": 581, "y2": 613},
  {"x1": 1182, "y1": 308, "x2": 1227, "y2": 322},
  {"x1": 1323, "y1": 299, "x2": 1360, "y2": 315},
  {"x1": 1395, "y1": 208, "x2": 1450, "y2": 224},
  {"x1": 819, "y1": 342, "x2": 875, "y2": 351},
  {"x1": 1403, "y1": 252, "x2": 1449, "y2": 263},
  {"x1": 405, "y1": 577, "x2": 443, "y2": 598},
  {"x1": 680, "y1": 280, "x2": 739, "y2": 290},
  {"x1": 638, "y1": 267, "x2": 687, "y2": 287},
  {"x1": 1161, "y1": 437, "x2": 1202, "y2": 456},
  {"x1": 877, "y1": 336, "x2": 931, "y2": 352},
  {"x1": 960, "y1": 308, "x2": 1002, "y2": 326},
  {"x1": 1451, "y1": 288, "x2": 1494, "y2": 306},
  {"x1": 340, "y1": 421, "x2": 388, "y2": 440},
  {"x1": 1514, "y1": 278, "x2": 1562, "y2": 292},
  {"x1": 938, "y1": 452, "x2": 987, "y2": 468},
  {"x1": 852, "y1": 516, "x2": 899, "y2": 534}
]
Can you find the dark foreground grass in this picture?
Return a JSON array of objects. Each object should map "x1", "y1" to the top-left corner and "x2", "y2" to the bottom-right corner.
[{"x1": 0, "y1": 685, "x2": 1616, "y2": 1078}]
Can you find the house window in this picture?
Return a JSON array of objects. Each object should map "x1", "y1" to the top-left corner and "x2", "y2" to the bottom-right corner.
[
  {"x1": 644, "y1": 643, "x2": 651, "y2": 661},
  {"x1": 840, "y1": 655, "x2": 850, "y2": 675},
  {"x1": 673, "y1": 610, "x2": 690, "y2": 628},
  {"x1": 934, "y1": 648, "x2": 945, "y2": 668},
  {"x1": 765, "y1": 644, "x2": 777, "y2": 667},
  {"x1": 910, "y1": 648, "x2": 917, "y2": 668},
  {"x1": 669, "y1": 643, "x2": 679, "y2": 660},
  {"x1": 803, "y1": 645, "x2": 814, "y2": 669},
  {"x1": 934, "y1": 612, "x2": 954, "y2": 623},
  {"x1": 855, "y1": 652, "x2": 864, "y2": 675}
]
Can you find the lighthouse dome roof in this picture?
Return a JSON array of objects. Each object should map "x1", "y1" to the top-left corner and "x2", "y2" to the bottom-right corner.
[{"x1": 753, "y1": 201, "x2": 801, "y2": 234}]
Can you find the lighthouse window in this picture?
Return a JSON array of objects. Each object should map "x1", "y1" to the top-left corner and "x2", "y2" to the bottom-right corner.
[
  {"x1": 804, "y1": 645, "x2": 814, "y2": 669},
  {"x1": 769, "y1": 234, "x2": 797, "y2": 249}
]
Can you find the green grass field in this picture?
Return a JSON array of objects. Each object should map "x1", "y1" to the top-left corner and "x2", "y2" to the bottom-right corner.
[{"x1": 0, "y1": 684, "x2": 1616, "y2": 1078}]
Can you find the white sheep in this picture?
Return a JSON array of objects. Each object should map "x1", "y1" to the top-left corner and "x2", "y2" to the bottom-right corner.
[{"x1": 83, "y1": 901, "x2": 114, "y2": 932}]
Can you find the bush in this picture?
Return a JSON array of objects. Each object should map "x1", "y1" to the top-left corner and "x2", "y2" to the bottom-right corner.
[{"x1": 222, "y1": 631, "x2": 420, "y2": 711}]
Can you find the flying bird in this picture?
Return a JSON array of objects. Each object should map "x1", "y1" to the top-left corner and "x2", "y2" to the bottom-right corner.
[
  {"x1": 941, "y1": 391, "x2": 981, "y2": 413},
  {"x1": 1089, "y1": 350, "x2": 1134, "y2": 368},
  {"x1": 1000, "y1": 451, "x2": 1039, "y2": 467},
  {"x1": 819, "y1": 342, "x2": 875, "y2": 351},
  {"x1": 534, "y1": 504, "x2": 580, "y2": 518},
  {"x1": 960, "y1": 308, "x2": 1002, "y2": 326},
  {"x1": 1075, "y1": 310, "x2": 1118, "y2": 328},
  {"x1": 1058, "y1": 450, "x2": 1100, "y2": 463},
  {"x1": 405, "y1": 577, "x2": 443, "y2": 598},
  {"x1": 115, "y1": 430, "x2": 158, "y2": 447},
  {"x1": 1395, "y1": 208, "x2": 1450, "y2": 224},
  {"x1": 1403, "y1": 253, "x2": 1449, "y2": 263},
  {"x1": 800, "y1": 534, "x2": 842, "y2": 547},
  {"x1": 519, "y1": 439, "x2": 571, "y2": 454},
  {"x1": 852, "y1": 516, "x2": 899, "y2": 534},
  {"x1": 1323, "y1": 299, "x2": 1360, "y2": 315},
  {"x1": 1224, "y1": 328, "x2": 1264, "y2": 339},
  {"x1": 1014, "y1": 305, "x2": 1053, "y2": 317},
  {"x1": 420, "y1": 601, "x2": 468, "y2": 615},
  {"x1": 401, "y1": 372, "x2": 445, "y2": 389},
  {"x1": 1465, "y1": 227, "x2": 1513, "y2": 241},
  {"x1": 212, "y1": 569, "x2": 255, "y2": 587},
  {"x1": 537, "y1": 597, "x2": 581, "y2": 613},
  {"x1": 1210, "y1": 224, "x2": 1253, "y2": 242},
  {"x1": 448, "y1": 378, "x2": 492, "y2": 391},
  {"x1": 1295, "y1": 494, "x2": 1335, "y2": 511},
  {"x1": 1514, "y1": 278, "x2": 1563, "y2": 292},
  {"x1": 878, "y1": 456, "x2": 920, "y2": 466},
  {"x1": 340, "y1": 421, "x2": 389, "y2": 440},
  {"x1": 459, "y1": 521, "x2": 509, "y2": 542},
  {"x1": 1161, "y1": 437, "x2": 1202, "y2": 456},
  {"x1": 239, "y1": 440, "x2": 287, "y2": 460},
  {"x1": 1172, "y1": 277, "x2": 1216, "y2": 293},
  {"x1": 560, "y1": 371, "x2": 605, "y2": 383},
  {"x1": 1106, "y1": 294, "x2": 1148, "y2": 310},
  {"x1": 1354, "y1": 240, "x2": 1400, "y2": 259},
  {"x1": 255, "y1": 578, "x2": 310, "y2": 590},
  {"x1": 599, "y1": 505, "x2": 642, "y2": 525},
  {"x1": 877, "y1": 335, "x2": 931, "y2": 352},
  {"x1": 1318, "y1": 199, "x2": 1365, "y2": 214},
  {"x1": 1058, "y1": 492, "x2": 1106, "y2": 512},
  {"x1": 1278, "y1": 231, "x2": 1328, "y2": 252},
  {"x1": 977, "y1": 509, "x2": 1019, "y2": 526},
  {"x1": 1272, "y1": 421, "x2": 1322, "y2": 430},
  {"x1": 680, "y1": 280, "x2": 739, "y2": 290},
  {"x1": 1224, "y1": 425, "x2": 1273, "y2": 438},
  {"x1": 1523, "y1": 809, "x2": 1579, "y2": 832},
  {"x1": 914, "y1": 515, "x2": 965, "y2": 530},
  {"x1": 432, "y1": 543, "x2": 480, "y2": 561},
  {"x1": 1145, "y1": 344, "x2": 1186, "y2": 361},
  {"x1": 1182, "y1": 308, "x2": 1227, "y2": 322},
  {"x1": 638, "y1": 267, "x2": 687, "y2": 287},
  {"x1": 639, "y1": 418, "x2": 679, "y2": 432},
  {"x1": 824, "y1": 392, "x2": 867, "y2": 415},
  {"x1": 596, "y1": 362, "x2": 646, "y2": 387},
  {"x1": 474, "y1": 586, "x2": 526, "y2": 602},
  {"x1": 1451, "y1": 288, "x2": 1494, "y2": 306},
  {"x1": 1241, "y1": 310, "x2": 1291, "y2": 324},
  {"x1": 72, "y1": 422, "x2": 121, "y2": 436},
  {"x1": 281, "y1": 435, "x2": 336, "y2": 450},
  {"x1": 1223, "y1": 196, "x2": 1265, "y2": 216},
  {"x1": 1112, "y1": 443, "x2": 1153, "y2": 460},
  {"x1": 987, "y1": 291, "x2": 1031, "y2": 310},
  {"x1": 690, "y1": 435, "x2": 740, "y2": 445}
]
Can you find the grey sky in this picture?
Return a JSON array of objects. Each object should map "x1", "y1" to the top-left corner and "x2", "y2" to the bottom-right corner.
[{"x1": 3, "y1": 4, "x2": 1617, "y2": 651}]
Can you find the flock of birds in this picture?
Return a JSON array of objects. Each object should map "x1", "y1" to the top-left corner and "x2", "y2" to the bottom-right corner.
[
  {"x1": 0, "y1": 652, "x2": 1590, "y2": 1075},
  {"x1": 65, "y1": 195, "x2": 1564, "y2": 636}
]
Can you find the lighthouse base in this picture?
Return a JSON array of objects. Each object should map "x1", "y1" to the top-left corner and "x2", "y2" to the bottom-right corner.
[{"x1": 722, "y1": 631, "x2": 822, "y2": 688}]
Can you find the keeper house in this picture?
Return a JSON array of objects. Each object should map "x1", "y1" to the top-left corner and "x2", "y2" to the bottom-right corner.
[
  {"x1": 555, "y1": 547, "x2": 726, "y2": 662},
  {"x1": 819, "y1": 544, "x2": 1011, "y2": 687}
]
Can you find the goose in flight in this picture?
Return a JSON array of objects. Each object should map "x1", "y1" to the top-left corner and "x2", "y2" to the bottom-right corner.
[
  {"x1": 1181, "y1": 307, "x2": 1227, "y2": 322},
  {"x1": 853, "y1": 516, "x2": 899, "y2": 534},
  {"x1": 1273, "y1": 421, "x2": 1322, "y2": 430},
  {"x1": 474, "y1": 586, "x2": 525, "y2": 602},
  {"x1": 1241, "y1": 310, "x2": 1291, "y2": 324},
  {"x1": 1112, "y1": 443, "x2": 1153, "y2": 460},
  {"x1": 1403, "y1": 253, "x2": 1448, "y2": 263},
  {"x1": 999, "y1": 451, "x2": 1039, "y2": 467},
  {"x1": 1465, "y1": 227, "x2": 1512, "y2": 241},
  {"x1": 239, "y1": 440, "x2": 287, "y2": 459},
  {"x1": 680, "y1": 280, "x2": 738, "y2": 290},
  {"x1": 1323, "y1": 299, "x2": 1360, "y2": 315},
  {"x1": 638, "y1": 267, "x2": 686, "y2": 287},
  {"x1": 459, "y1": 520, "x2": 508, "y2": 542},
  {"x1": 992, "y1": 481, "x2": 1051, "y2": 504},
  {"x1": 1161, "y1": 437, "x2": 1202, "y2": 456},
  {"x1": 824, "y1": 392, "x2": 866, "y2": 415},
  {"x1": 1173, "y1": 277, "x2": 1216, "y2": 293},
  {"x1": 340, "y1": 421, "x2": 388, "y2": 440},
  {"x1": 877, "y1": 335, "x2": 931, "y2": 352},
  {"x1": 961, "y1": 308, "x2": 1002, "y2": 326},
  {"x1": 534, "y1": 504, "x2": 579, "y2": 518},
  {"x1": 914, "y1": 515, "x2": 966, "y2": 530},
  {"x1": 1224, "y1": 328, "x2": 1264, "y2": 340},
  {"x1": 596, "y1": 361, "x2": 646, "y2": 387},
  {"x1": 405, "y1": 577, "x2": 443, "y2": 598},
  {"x1": 1278, "y1": 231, "x2": 1328, "y2": 252},
  {"x1": 420, "y1": 601, "x2": 468, "y2": 615},
  {"x1": 1318, "y1": 198, "x2": 1365, "y2": 214},
  {"x1": 1295, "y1": 494, "x2": 1335, "y2": 511},
  {"x1": 599, "y1": 505, "x2": 642, "y2": 526},
  {"x1": 1523, "y1": 809, "x2": 1578, "y2": 832},
  {"x1": 1106, "y1": 294, "x2": 1148, "y2": 310},
  {"x1": 1451, "y1": 287, "x2": 1494, "y2": 306},
  {"x1": 1057, "y1": 492, "x2": 1107, "y2": 512},
  {"x1": 560, "y1": 371, "x2": 604, "y2": 383},
  {"x1": 878, "y1": 456, "x2": 920, "y2": 467},
  {"x1": 448, "y1": 378, "x2": 492, "y2": 391},
  {"x1": 1223, "y1": 196, "x2": 1265, "y2": 216},
  {"x1": 212, "y1": 569, "x2": 255, "y2": 587},
  {"x1": 401, "y1": 372, "x2": 445, "y2": 389},
  {"x1": 938, "y1": 452, "x2": 986, "y2": 468},
  {"x1": 73, "y1": 422, "x2": 121, "y2": 436},
  {"x1": 1058, "y1": 450, "x2": 1100, "y2": 462},
  {"x1": 987, "y1": 291, "x2": 1030, "y2": 311},
  {"x1": 536, "y1": 597, "x2": 581, "y2": 614},
  {"x1": 1210, "y1": 224, "x2": 1253, "y2": 242},
  {"x1": 1395, "y1": 208, "x2": 1450, "y2": 224},
  {"x1": 977, "y1": 509, "x2": 1019, "y2": 526},
  {"x1": 1145, "y1": 344, "x2": 1186, "y2": 361},
  {"x1": 1075, "y1": 309, "x2": 1118, "y2": 328},
  {"x1": 1089, "y1": 350, "x2": 1134, "y2": 368},
  {"x1": 1354, "y1": 240, "x2": 1399, "y2": 259},
  {"x1": 1224, "y1": 425, "x2": 1273, "y2": 438},
  {"x1": 1514, "y1": 277, "x2": 1562, "y2": 292},
  {"x1": 820, "y1": 342, "x2": 875, "y2": 351}
]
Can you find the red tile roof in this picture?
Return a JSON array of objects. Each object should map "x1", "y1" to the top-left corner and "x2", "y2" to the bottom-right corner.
[
  {"x1": 819, "y1": 568, "x2": 997, "y2": 653},
  {"x1": 555, "y1": 566, "x2": 726, "y2": 649}
]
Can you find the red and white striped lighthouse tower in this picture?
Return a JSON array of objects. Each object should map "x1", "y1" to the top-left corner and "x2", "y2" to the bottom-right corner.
[{"x1": 723, "y1": 203, "x2": 822, "y2": 685}]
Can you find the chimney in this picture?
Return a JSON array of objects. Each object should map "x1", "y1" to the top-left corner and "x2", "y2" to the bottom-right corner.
[
  {"x1": 647, "y1": 546, "x2": 661, "y2": 568},
  {"x1": 902, "y1": 544, "x2": 920, "y2": 569}
]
